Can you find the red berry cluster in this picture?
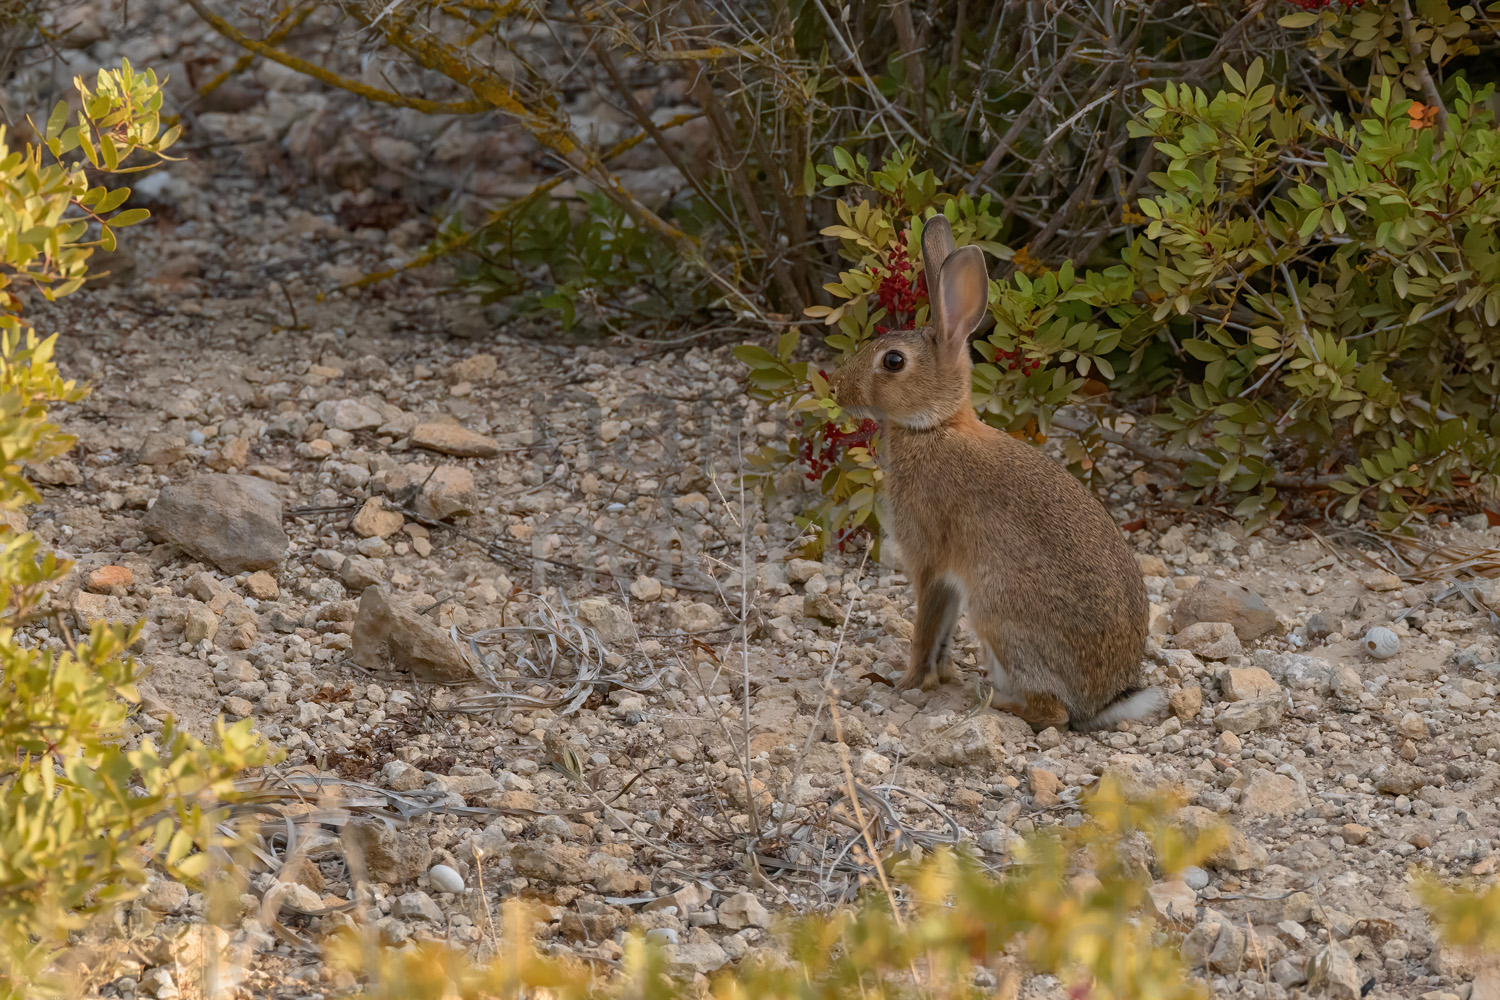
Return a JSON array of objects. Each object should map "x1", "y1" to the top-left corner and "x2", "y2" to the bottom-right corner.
[
  {"x1": 874, "y1": 244, "x2": 927, "y2": 328},
  {"x1": 995, "y1": 346, "x2": 1042, "y2": 376},
  {"x1": 1285, "y1": 0, "x2": 1363, "y2": 9},
  {"x1": 799, "y1": 416, "x2": 879, "y2": 482}
]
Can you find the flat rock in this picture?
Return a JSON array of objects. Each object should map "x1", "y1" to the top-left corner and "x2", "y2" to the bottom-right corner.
[
  {"x1": 1175, "y1": 805, "x2": 1267, "y2": 871},
  {"x1": 143, "y1": 474, "x2": 288, "y2": 573},
  {"x1": 313, "y1": 398, "x2": 384, "y2": 431},
  {"x1": 719, "y1": 891, "x2": 771, "y2": 929},
  {"x1": 665, "y1": 940, "x2": 730, "y2": 976},
  {"x1": 1146, "y1": 880, "x2": 1197, "y2": 926},
  {"x1": 1102, "y1": 752, "x2": 1184, "y2": 801},
  {"x1": 512, "y1": 843, "x2": 591, "y2": 884},
  {"x1": 72, "y1": 590, "x2": 125, "y2": 630},
  {"x1": 27, "y1": 455, "x2": 81, "y2": 485},
  {"x1": 411, "y1": 421, "x2": 500, "y2": 458},
  {"x1": 577, "y1": 598, "x2": 635, "y2": 644},
  {"x1": 1171, "y1": 621, "x2": 1242, "y2": 659},
  {"x1": 935, "y1": 713, "x2": 1034, "y2": 769},
  {"x1": 343, "y1": 818, "x2": 433, "y2": 885},
  {"x1": 1307, "y1": 942, "x2": 1362, "y2": 999},
  {"x1": 670, "y1": 601, "x2": 723, "y2": 631},
  {"x1": 416, "y1": 466, "x2": 477, "y2": 520},
  {"x1": 1376, "y1": 763, "x2": 1425, "y2": 796},
  {"x1": 141, "y1": 878, "x2": 189, "y2": 914},
  {"x1": 86, "y1": 565, "x2": 134, "y2": 593},
  {"x1": 351, "y1": 586, "x2": 471, "y2": 682},
  {"x1": 392, "y1": 890, "x2": 443, "y2": 922},
  {"x1": 381, "y1": 760, "x2": 426, "y2": 792},
  {"x1": 1174, "y1": 579, "x2": 1279, "y2": 641},
  {"x1": 1219, "y1": 666, "x2": 1280, "y2": 702},
  {"x1": 1361, "y1": 570, "x2": 1404, "y2": 593},
  {"x1": 1238, "y1": 769, "x2": 1310, "y2": 818},
  {"x1": 138, "y1": 430, "x2": 187, "y2": 467},
  {"x1": 341, "y1": 555, "x2": 386, "y2": 591},
  {"x1": 352, "y1": 497, "x2": 405, "y2": 538},
  {"x1": 1215, "y1": 694, "x2": 1284, "y2": 734},
  {"x1": 586, "y1": 852, "x2": 650, "y2": 894}
]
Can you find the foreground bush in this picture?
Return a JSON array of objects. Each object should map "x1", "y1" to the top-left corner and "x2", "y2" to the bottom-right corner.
[
  {"x1": 0, "y1": 63, "x2": 274, "y2": 998},
  {"x1": 325, "y1": 779, "x2": 1215, "y2": 1000}
]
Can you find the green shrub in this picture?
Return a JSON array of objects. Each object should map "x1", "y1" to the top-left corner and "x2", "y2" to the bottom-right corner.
[
  {"x1": 188, "y1": 0, "x2": 1290, "y2": 318},
  {"x1": 445, "y1": 190, "x2": 720, "y2": 332},
  {"x1": 748, "y1": 49, "x2": 1500, "y2": 545},
  {"x1": 0, "y1": 62, "x2": 275, "y2": 998},
  {"x1": 195, "y1": 0, "x2": 1500, "y2": 533}
]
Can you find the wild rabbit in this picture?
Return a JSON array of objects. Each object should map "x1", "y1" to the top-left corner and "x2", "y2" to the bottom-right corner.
[{"x1": 828, "y1": 215, "x2": 1159, "y2": 731}]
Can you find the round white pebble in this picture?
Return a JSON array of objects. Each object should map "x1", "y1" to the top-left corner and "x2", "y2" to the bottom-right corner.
[
  {"x1": 1363, "y1": 626, "x2": 1400, "y2": 660},
  {"x1": 429, "y1": 864, "x2": 465, "y2": 893}
]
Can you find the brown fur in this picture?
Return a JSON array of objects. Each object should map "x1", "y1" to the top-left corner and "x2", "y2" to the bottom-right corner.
[{"x1": 828, "y1": 215, "x2": 1151, "y2": 731}]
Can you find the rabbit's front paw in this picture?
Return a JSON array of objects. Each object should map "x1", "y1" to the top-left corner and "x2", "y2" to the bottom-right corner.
[{"x1": 897, "y1": 662, "x2": 940, "y2": 691}]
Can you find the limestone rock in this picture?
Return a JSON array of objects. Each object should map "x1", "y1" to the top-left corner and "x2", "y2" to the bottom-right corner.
[
  {"x1": 351, "y1": 587, "x2": 471, "y2": 682},
  {"x1": 670, "y1": 601, "x2": 722, "y2": 632},
  {"x1": 1238, "y1": 769, "x2": 1310, "y2": 818},
  {"x1": 1172, "y1": 621, "x2": 1243, "y2": 659},
  {"x1": 313, "y1": 398, "x2": 384, "y2": 431},
  {"x1": 143, "y1": 474, "x2": 288, "y2": 573},
  {"x1": 577, "y1": 598, "x2": 635, "y2": 645},
  {"x1": 1174, "y1": 579, "x2": 1279, "y2": 641},
  {"x1": 1175, "y1": 806, "x2": 1266, "y2": 871},
  {"x1": 392, "y1": 890, "x2": 443, "y2": 922},
  {"x1": 1146, "y1": 880, "x2": 1197, "y2": 926},
  {"x1": 1219, "y1": 666, "x2": 1280, "y2": 702},
  {"x1": 86, "y1": 565, "x2": 134, "y2": 593},
  {"x1": 935, "y1": 713, "x2": 1034, "y2": 769},
  {"x1": 416, "y1": 466, "x2": 478, "y2": 520},
  {"x1": 72, "y1": 590, "x2": 125, "y2": 631},
  {"x1": 353, "y1": 497, "x2": 405, "y2": 538},
  {"x1": 1307, "y1": 942, "x2": 1362, "y2": 1000},
  {"x1": 1215, "y1": 695, "x2": 1284, "y2": 734},
  {"x1": 344, "y1": 818, "x2": 433, "y2": 885},
  {"x1": 719, "y1": 892, "x2": 771, "y2": 929},
  {"x1": 665, "y1": 939, "x2": 730, "y2": 976},
  {"x1": 411, "y1": 421, "x2": 500, "y2": 458}
]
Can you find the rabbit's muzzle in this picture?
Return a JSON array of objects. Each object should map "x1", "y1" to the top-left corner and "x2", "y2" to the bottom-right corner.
[{"x1": 828, "y1": 363, "x2": 867, "y2": 412}]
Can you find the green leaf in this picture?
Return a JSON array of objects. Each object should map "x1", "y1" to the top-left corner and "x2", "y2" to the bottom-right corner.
[
  {"x1": 1182, "y1": 340, "x2": 1222, "y2": 362},
  {"x1": 45, "y1": 99, "x2": 69, "y2": 140},
  {"x1": 734, "y1": 345, "x2": 784, "y2": 370},
  {"x1": 107, "y1": 208, "x2": 150, "y2": 228},
  {"x1": 1298, "y1": 207, "x2": 1323, "y2": 240}
]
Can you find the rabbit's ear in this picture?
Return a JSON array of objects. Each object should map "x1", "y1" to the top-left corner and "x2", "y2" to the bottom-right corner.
[
  {"x1": 933, "y1": 245, "x2": 989, "y2": 352},
  {"x1": 921, "y1": 214, "x2": 955, "y2": 290}
]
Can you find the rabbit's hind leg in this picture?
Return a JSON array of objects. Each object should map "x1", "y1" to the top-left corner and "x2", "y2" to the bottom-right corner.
[
  {"x1": 996, "y1": 691, "x2": 1069, "y2": 732},
  {"x1": 982, "y1": 635, "x2": 1069, "y2": 731}
]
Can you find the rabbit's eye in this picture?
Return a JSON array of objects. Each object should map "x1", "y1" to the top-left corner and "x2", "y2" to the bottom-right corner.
[{"x1": 882, "y1": 351, "x2": 905, "y2": 372}]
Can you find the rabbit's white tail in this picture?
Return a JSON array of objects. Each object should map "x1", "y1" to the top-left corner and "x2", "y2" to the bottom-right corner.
[{"x1": 1077, "y1": 687, "x2": 1167, "y2": 731}]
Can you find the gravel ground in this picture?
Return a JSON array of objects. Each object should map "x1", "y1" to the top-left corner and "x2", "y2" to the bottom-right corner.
[{"x1": 10, "y1": 3, "x2": 1500, "y2": 999}]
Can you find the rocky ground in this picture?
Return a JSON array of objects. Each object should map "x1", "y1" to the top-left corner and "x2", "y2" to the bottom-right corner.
[{"x1": 10, "y1": 3, "x2": 1500, "y2": 999}]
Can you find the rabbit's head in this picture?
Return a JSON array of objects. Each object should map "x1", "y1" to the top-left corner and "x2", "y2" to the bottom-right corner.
[{"x1": 829, "y1": 215, "x2": 990, "y2": 430}]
